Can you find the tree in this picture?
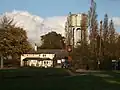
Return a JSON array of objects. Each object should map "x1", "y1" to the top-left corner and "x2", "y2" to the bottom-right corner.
[
  {"x1": 88, "y1": 0, "x2": 99, "y2": 63},
  {"x1": 88, "y1": 0, "x2": 98, "y2": 41},
  {"x1": 108, "y1": 20, "x2": 116, "y2": 59},
  {"x1": 0, "y1": 16, "x2": 32, "y2": 67},
  {"x1": 65, "y1": 13, "x2": 73, "y2": 46},
  {"x1": 103, "y1": 14, "x2": 109, "y2": 42},
  {"x1": 80, "y1": 13, "x2": 88, "y2": 43},
  {"x1": 72, "y1": 43, "x2": 90, "y2": 69},
  {"x1": 102, "y1": 14, "x2": 109, "y2": 57},
  {"x1": 116, "y1": 35, "x2": 120, "y2": 59},
  {"x1": 71, "y1": 0, "x2": 99, "y2": 69},
  {"x1": 40, "y1": 31, "x2": 65, "y2": 49},
  {"x1": 109, "y1": 20, "x2": 116, "y2": 43}
]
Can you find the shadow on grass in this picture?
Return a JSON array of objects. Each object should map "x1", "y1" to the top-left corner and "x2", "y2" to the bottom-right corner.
[
  {"x1": 0, "y1": 68, "x2": 120, "y2": 90},
  {"x1": 0, "y1": 68, "x2": 70, "y2": 80}
]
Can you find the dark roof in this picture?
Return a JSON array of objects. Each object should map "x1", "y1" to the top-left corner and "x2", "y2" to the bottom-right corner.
[
  {"x1": 39, "y1": 49, "x2": 68, "y2": 59},
  {"x1": 26, "y1": 49, "x2": 68, "y2": 59}
]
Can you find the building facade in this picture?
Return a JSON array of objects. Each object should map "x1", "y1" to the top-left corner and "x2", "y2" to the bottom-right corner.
[
  {"x1": 20, "y1": 49, "x2": 68, "y2": 68},
  {"x1": 21, "y1": 54, "x2": 55, "y2": 68}
]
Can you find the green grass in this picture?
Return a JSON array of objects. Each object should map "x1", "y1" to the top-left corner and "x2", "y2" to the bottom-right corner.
[{"x1": 0, "y1": 68, "x2": 120, "y2": 90}]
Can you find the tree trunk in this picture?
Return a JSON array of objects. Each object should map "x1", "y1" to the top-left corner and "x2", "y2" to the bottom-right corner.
[{"x1": 1, "y1": 56, "x2": 3, "y2": 68}]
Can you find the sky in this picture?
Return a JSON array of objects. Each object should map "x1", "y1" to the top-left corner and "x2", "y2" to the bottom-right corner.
[
  {"x1": 0, "y1": 0, "x2": 119, "y2": 17},
  {"x1": 0, "y1": 0, "x2": 120, "y2": 29}
]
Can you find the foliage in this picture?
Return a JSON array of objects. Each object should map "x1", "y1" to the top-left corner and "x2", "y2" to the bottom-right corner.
[
  {"x1": 72, "y1": 13, "x2": 120, "y2": 70},
  {"x1": 0, "y1": 16, "x2": 32, "y2": 64},
  {"x1": 80, "y1": 13, "x2": 88, "y2": 42},
  {"x1": 40, "y1": 31, "x2": 65, "y2": 49},
  {"x1": 88, "y1": 0, "x2": 98, "y2": 40},
  {"x1": 72, "y1": 0, "x2": 120, "y2": 70},
  {"x1": 103, "y1": 14, "x2": 109, "y2": 42}
]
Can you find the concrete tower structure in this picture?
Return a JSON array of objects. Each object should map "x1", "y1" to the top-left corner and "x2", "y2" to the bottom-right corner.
[{"x1": 65, "y1": 12, "x2": 88, "y2": 48}]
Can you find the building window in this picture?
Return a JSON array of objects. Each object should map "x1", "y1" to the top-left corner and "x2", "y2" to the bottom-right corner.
[
  {"x1": 43, "y1": 54, "x2": 46, "y2": 57},
  {"x1": 44, "y1": 61, "x2": 46, "y2": 64}
]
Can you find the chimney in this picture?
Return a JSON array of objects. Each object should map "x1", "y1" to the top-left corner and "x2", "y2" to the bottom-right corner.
[{"x1": 34, "y1": 43, "x2": 37, "y2": 52}]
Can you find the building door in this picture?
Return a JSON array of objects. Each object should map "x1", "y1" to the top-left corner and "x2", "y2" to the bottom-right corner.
[
  {"x1": 43, "y1": 60, "x2": 48, "y2": 68},
  {"x1": 24, "y1": 60, "x2": 28, "y2": 66}
]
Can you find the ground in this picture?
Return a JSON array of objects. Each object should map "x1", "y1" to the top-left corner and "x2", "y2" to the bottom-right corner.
[{"x1": 0, "y1": 68, "x2": 120, "y2": 90}]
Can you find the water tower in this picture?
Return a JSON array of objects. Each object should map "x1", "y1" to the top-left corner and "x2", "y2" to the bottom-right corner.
[{"x1": 65, "y1": 12, "x2": 88, "y2": 48}]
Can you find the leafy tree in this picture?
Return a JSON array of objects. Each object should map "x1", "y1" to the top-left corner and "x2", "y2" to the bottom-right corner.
[
  {"x1": 109, "y1": 20, "x2": 116, "y2": 43},
  {"x1": 116, "y1": 35, "x2": 120, "y2": 59},
  {"x1": 65, "y1": 13, "x2": 73, "y2": 46},
  {"x1": 102, "y1": 14, "x2": 109, "y2": 57},
  {"x1": 0, "y1": 16, "x2": 15, "y2": 28},
  {"x1": 72, "y1": 43, "x2": 90, "y2": 69},
  {"x1": 40, "y1": 31, "x2": 65, "y2": 49},
  {"x1": 100, "y1": 19, "x2": 117, "y2": 70},
  {"x1": 72, "y1": 0, "x2": 99, "y2": 69},
  {"x1": 88, "y1": 0, "x2": 99, "y2": 64},
  {"x1": 80, "y1": 13, "x2": 88, "y2": 43},
  {"x1": 108, "y1": 20, "x2": 117, "y2": 59},
  {"x1": 71, "y1": 0, "x2": 120, "y2": 70},
  {"x1": 0, "y1": 16, "x2": 32, "y2": 66},
  {"x1": 88, "y1": 0, "x2": 98, "y2": 40},
  {"x1": 103, "y1": 14, "x2": 109, "y2": 42}
]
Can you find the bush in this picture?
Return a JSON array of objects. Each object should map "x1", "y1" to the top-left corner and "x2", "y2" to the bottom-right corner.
[{"x1": 100, "y1": 59, "x2": 112, "y2": 70}]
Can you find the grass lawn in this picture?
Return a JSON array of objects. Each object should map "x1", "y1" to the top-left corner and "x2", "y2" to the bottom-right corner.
[{"x1": 0, "y1": 68, "x2": 120, "y2": 90}]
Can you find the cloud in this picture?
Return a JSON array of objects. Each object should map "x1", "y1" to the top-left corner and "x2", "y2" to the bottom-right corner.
[
  {"x1": 0, "y1": 10, "x2": 67, "y2": 46},
  {"x1": 42, "y1": 16, "x2": 67, "y2": 36},
  {"x1": 1, "y1": 10, "x2": 120, "y2": 46},
  {"x1": 110, "y1": 17, "x2": 120, "y2": 28}
]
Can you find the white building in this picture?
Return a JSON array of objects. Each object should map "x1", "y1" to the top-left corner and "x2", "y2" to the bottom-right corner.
[
  {"x1": 20, "y1": 47, "x2": 68, "y2": 68},
  {"x1": 20, "y1": 53, "x2": 55, "y2": 68}
]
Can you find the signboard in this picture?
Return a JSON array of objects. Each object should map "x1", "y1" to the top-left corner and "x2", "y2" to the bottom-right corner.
[
  {"x1": 57, "y1": 60, "x2": 61, "y2": 64},
  {"x1": 61, "y1": 59, "x2": 65, "y2": 62}
]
